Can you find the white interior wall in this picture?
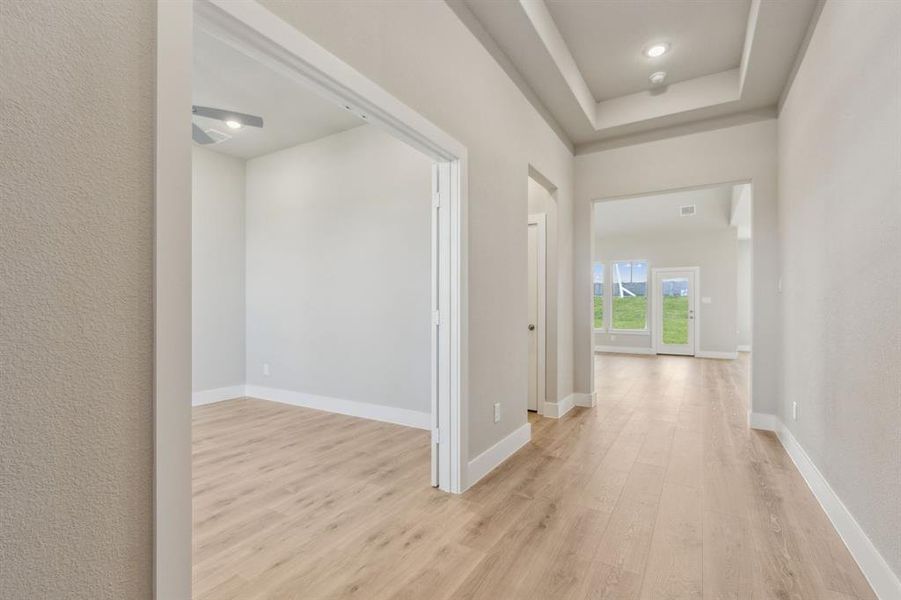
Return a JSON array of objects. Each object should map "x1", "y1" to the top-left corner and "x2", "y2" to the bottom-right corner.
[
  {"x1": 192, "y1": 146, "x2": 247, "y2": 394},
  {"x1": 258, "y1": 0, "x2": 575, "y2": 461},
  {"x1": 778, "y1": 0, "x2": 901, "y2": 580},
  {"x1": 244, "y1": 125, "x2": 433, "y2": 416},
  {"x1": 736, "y1": 239, "x2": 752, "y2": 349},
  {"x1": 574, "y1": 119, "x2": 779, "y2": 415},
  {"x1": 527, "y1": 177, "x2": 559, "y2": 402},
  {"x1": 593, "y1": 229, "x2": 738, "y2": 354}
]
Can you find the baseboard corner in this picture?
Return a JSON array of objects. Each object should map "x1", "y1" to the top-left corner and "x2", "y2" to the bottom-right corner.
[
  {"x1": 574, "y1": 391, "x2": 596, "y2": 408},
  {"x1": 748, "y1": 411, "x2": 781, "y2": 432},
  {"x1": 466, "y1": 422, "x2": 531, "y2": 490},
  {"x1": 544, "y1": 394, "x2": 575, "y2": 418}
]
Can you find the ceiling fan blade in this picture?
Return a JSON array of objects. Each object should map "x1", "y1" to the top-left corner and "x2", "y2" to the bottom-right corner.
[
  {"x1": 192, "y1": 123, "x2": 215, "y2": 144},
  {"x1": 192, "y1": 105, "x2": 264, "y2": 128}
]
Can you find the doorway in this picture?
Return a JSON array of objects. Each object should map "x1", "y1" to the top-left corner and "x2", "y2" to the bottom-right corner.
[
  {"x1": 527, "y1": 214, "x2": 546, "y2": 413},
  {"x1": 155, "y1": 1, "x2": 467, "y2": 597},
  {"x1": 652, "y1": 267, "x2": 699, "y2": 356},
  {"x1": 590, "y1": 181, "x2": 754, "y2": 424}
]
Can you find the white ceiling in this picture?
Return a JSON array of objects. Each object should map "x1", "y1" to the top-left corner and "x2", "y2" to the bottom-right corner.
[
  {"x1": 595, "y1": 184, "x2": 742, "y2": 238},
  {"x1": 456, "y1": 0, "x2": 818, "y2": 149},
  {"x1": 193, "y1": 27, "x2": 363, "y2": 159},
  {"x1": 545, "y1": 0, "x2": 751, "y2": 101}
]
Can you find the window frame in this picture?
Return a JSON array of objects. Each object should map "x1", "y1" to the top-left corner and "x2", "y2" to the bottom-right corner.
[
  {"x1": 598, "y1": 259, "x2": 651, "y2": 334},
  {"x1": 592, "y1": 261, "x2": 606, "y2": 333}
]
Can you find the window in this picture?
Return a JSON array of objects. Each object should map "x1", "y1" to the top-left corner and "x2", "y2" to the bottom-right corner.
[
  {"x1": 593, "y1": 263, "x2": 604, "y2": 329},
  {"x1": 611, "y1": 261, "x2": 648, "y2": 330}
]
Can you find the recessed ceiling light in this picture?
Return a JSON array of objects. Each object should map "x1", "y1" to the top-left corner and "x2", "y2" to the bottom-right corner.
[
  {"x1": 225, "y1": 119, "x2": 242, "y2": 129},
  {"x1": 644, "y1": 43, "x2": 669, "y2": 58},
  {"x1": 649, "y1": 71, "x2": 667, "y2": 86}
]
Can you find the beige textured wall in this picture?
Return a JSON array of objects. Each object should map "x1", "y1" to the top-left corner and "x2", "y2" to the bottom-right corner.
[
  {"x1": 778, "y1": 0, "x2": 901, "y2": 576},
  {"x1": 0, "y1": 1, "x2": 155, "y2": 598}
]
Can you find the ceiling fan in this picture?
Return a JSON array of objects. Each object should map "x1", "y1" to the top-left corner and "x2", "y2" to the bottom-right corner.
[{"x1": 192, "y1": 105, "x2": 264, "y2": 144}]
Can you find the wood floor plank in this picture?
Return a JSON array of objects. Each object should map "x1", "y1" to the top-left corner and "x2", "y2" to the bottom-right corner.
[
  {"x1": 702, "y1": 509, "x2": 753, "y2": 600},
  {"x1": 639, "y1": 483, "x2": 703, "y2": 599},
  {"x1": 192, "y1": 354, "x2": 875, "y2": 600}
]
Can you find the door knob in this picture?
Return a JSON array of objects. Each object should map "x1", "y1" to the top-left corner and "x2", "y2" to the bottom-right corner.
[{"x1": 528, "y1": 324, "x2": 535, "y2": 331}]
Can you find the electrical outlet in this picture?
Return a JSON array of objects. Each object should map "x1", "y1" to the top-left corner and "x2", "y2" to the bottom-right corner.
[
  {"x1": 493, "y1": 402, "x2": 501, "y2": 423},
  {"x1": 792, "y1": 401, "x2": 798, "y2": 420},
  {"x1": 263, "y1": 363, "x2": 270, "y2": 377}
]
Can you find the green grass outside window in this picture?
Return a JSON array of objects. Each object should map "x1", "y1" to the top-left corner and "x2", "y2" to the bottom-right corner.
[
  {"x1": 593, "y1": 295, "x2": 603, "y2": 328},
  {"x1": 598, "y1": 295, "x2": 691, "y2": 344},
  {"x1": 661, "y1": 296, "x2": 689, "y2": 344},
  {"x1": 611, "y1": 296, "x2": 647, "y2": 329}
]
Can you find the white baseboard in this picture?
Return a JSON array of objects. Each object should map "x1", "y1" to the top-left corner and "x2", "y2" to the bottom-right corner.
[
  {"x1": 544, "y1": 394, "x2": 574, "y2": 418},
  {"x1": 244, "y1": 385, "x2": 430, "y2": 430},
  {"x1": 594, "y1": 346, "x2": 739, "y2": 360},
  {"x1": 192, "y1": 385, "x2": 246, "y2": 406},
  {"x1": 776, "y1": 422, "x2": 901, "y2": 600},
  {"x1": 696, "y1": 350, "x2": 738, "y2": 360},
  {"x1": 466, "y1": 422, "x2": 531, "y2": 490},
  {"x1": 750, "y1": 412, "x2": 900, "y2": 599},
  {"x1": 574, "y1": 391, "x2": 596, "y2": 408},
  {"x1": 748, "y1": 411, "x2": 781, "y2": 432},
  {"x1": 594, "y1": 345, "x2": 655, "y2": 355},
  {"x1": 737, "y1": 344, "x2": 752, "y2": 352}
]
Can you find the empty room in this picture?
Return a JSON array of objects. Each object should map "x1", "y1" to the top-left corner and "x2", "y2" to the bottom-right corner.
[
  {"x1": 591, "y1": 184, "x2": 754, "y2": 414},
  {"x1": 190, "y1": 20, "x2": 442, "y2": 596},
  {"x1": 4, "y1": 1, "x2": 899, "y2": 599}
]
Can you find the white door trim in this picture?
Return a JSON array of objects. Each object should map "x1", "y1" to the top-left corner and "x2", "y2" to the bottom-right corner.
[
  {"x1": 651, "y1": 266, "x2": 700, "y2": 356},
  {"x1": 528, "y1": 214, "x2": 547, "y2": 415},
  {"x1": 155, "y1": 1, "x2": 468, "y2": 597}
]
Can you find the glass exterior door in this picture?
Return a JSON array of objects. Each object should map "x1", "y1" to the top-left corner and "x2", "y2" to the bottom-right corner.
[{"x1": 653, "y1": 269, "x2": 696, "y2": 356}]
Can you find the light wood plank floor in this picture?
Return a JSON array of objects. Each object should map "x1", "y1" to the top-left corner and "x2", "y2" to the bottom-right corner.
[{"x1": 192, "y1": 354, "x2": 875, "y2": 599}]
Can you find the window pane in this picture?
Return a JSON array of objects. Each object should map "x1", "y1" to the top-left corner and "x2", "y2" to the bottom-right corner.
[
  {"x1": 612, "y1": 261, "x2": 647, "y2": 330},
  {"x1": 593, "y1": 263, "x2": 604, "y2": 328},
  {"x1": 662, "y1": 277, "x2": 689, "y2": 344}
]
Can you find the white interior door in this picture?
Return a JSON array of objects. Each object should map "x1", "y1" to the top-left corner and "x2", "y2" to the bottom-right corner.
[
  {"x1": 527, "y1": 223, "x2": 539, "y2": 411},
  {"x1": 527, "y1": 216, "x2": 546, "y2": 413},
  {"x1": 653, "y1": 269, "x2": 696, "y2": 356},
  {"x1": 430, "y1": 162, "x2": 453, "y2": 489}
]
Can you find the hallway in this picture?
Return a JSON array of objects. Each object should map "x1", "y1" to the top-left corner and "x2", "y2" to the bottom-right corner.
[{"x1": 192, "y1": 353, "x2": 874, "y2": 599}]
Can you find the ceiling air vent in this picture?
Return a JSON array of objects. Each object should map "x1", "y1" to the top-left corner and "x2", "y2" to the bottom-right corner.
[
  {"x1": 203, "y1": 128, "x2": 232, "y2": 144},
  {"x1": 680, "y1": 205, "x2": 696, "y2": 217}
]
